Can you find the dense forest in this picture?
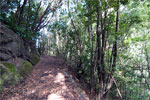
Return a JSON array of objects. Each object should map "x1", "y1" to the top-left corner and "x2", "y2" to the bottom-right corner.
[{"x1": 0, "y1": 0, "x2": 150, "y2": 100}]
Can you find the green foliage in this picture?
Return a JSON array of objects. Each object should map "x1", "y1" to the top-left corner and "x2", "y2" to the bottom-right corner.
[
  {"x1": 0, "y1": 0, "x2": 18, "y2": 13},
  {"x1": 47, "y1": 0, "x2": 150, "y2": 99},
  {"x1": 0, "y1": 14, "x2": 39, "y2": 40},
  {"x1": 0, "y1": 0, "x2": 43, "y2": 40},
  {"x1": 1, "y1": 0, "x2": 150, "y2": 99}
]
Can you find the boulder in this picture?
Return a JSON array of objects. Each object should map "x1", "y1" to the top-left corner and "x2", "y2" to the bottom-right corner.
[
  {"x1": 0, "y1": 62, "x2": 22, "y2": 93},
  {"x1": 0, "y1": 22, "x2": 25, "y2": 61},
  {"x1": 16, "y1": 59, "x2": 33, "y2": 77},
  {"x1": 27, "y1": 53, "x2": 40, "y2": 65},
  {"x1": 0, "y1": 59, "x2": 33, "y2": 93}
]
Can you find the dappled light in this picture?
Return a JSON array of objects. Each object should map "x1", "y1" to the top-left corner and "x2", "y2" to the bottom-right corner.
[
  {"x1": 54, "y1": 73, "x2": 65, "y2": 84},
  {"x1": 1, "y1": 56, "x2": 89, "y2": 100}
]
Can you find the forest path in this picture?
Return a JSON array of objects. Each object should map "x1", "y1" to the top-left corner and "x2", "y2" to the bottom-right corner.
[{"x1": 1, "y1": 56, "x2": 89, "y2": 100}]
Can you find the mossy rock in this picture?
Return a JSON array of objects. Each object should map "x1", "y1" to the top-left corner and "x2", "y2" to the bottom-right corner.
[
  {"x1": 18, "y1": 60, "x2": 33, "y2": 77},
  {"x1": 0, "y1": 62, "x2": 22, "y2": 89},
  {"x1": 0, "y1": 60, "x2": 33, "y2": 93},
  {"x1": 28, "y1": 53, "x2": 40, "y2": 65},
  {"x1": 0, "y1": 78, "x2": 4, "y2": 93}
]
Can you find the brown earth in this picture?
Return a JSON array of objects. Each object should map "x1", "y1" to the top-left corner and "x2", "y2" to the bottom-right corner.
[{"x1": 0, "y1": 56, "x2": 90, "y2": 100}]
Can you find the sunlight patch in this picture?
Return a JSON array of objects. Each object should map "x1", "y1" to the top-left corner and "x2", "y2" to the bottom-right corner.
[
  {"x1": 47, "y1": 94, "x2": 65, "y2": 100},
  {"x1": 26, "y1": 89, "x2": 36, "y2": 95},
  {"x1": 54, "y1": 73, "x2": 65, "y2": 84},
  {"x1": 62, "y1": 85, "x2": 67, "y2": 90}
]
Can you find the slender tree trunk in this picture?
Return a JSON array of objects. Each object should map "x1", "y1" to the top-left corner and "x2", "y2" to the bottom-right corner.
[
  {"x1": 18, "y1": 0, "x2": 27, "y2": 25},
  {"x1": 34, "y1": 3, "x2": 50, "y2": 32},
  {"x1": 31, "y1": 1, "x2": 42, "y2": 31},
  {"x1": 112, "y1": 0, "x2": 120, "y2": 73},
  {"x1": 30, "y1": 40, "x2": 37, "y2": 54},
  {"x1": 96, "y1": 0, "x2": 103, "y2": 99},
  {"x1": 100, "y1": 0, "x2": 120, "y2": 99},
  {"x1": 88, "y1": 24, "x2": 95, "y2": 94},
  {"x1": 101, "y1": 5, "x2": 108, "y2": 91}
]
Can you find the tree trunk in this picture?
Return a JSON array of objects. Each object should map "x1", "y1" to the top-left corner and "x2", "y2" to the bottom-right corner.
[
  {"x1": 112, "y1": 0, "x2": 120, "y2": 73},
  {"x1": 18, "y1": 0, "x2": 28, "y2": 25},
  {"x1": 30, "y1": 40, "x2": 37, "y2": 54},
  {"x1": 88, "y1": 24, "x2": 94, "y2": 94}
]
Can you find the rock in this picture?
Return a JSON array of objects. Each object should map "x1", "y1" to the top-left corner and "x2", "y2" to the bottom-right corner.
[
  {"x1": 27, "y1": 53, "x2": 40, "y2": 65},
  {"x1": 17, "y1": 59, "x2": 33, "y2": 77},
  {"x1": 0, "y1": 22, "x2": 39, "y2": 94},
  {"x1": 0, "y1": 78, "x2": 4, "y2": 93},
  {"x1": 0, "y1": 52, "x2": 11, "y2": 61},
  {"x1": 0, "y1": 59, "x2": 33, "y2": 93},
  {"x1": 7, "y1": 58, "x2": 33, "y2": 77},
  {"x1": 0, "y1": 22, "x2": 25, "y2": 61},
  {"x1": 0, "y1": 62, "x2": 22, "y2": 91},
  {"x1": 0, "y1": 22, "x2": 40, "y2": 65}
]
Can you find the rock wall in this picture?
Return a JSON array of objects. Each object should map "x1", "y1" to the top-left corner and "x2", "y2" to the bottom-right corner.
[
  {"x1": 0, "y1": 22, "x2": 40, "y2": 93},
  {"x1": 0, "y1": 22, "x2": 25, "y2": 61}
]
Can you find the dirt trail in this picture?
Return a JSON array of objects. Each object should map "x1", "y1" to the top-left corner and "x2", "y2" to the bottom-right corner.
[{"x1": 0, "y1": 56, "x2": 90, "y2": 100}]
